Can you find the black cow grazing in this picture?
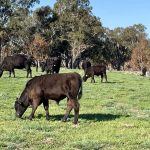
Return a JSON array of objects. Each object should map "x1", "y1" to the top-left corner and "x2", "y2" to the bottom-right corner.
[
  {"x1": 83, "y1": 65, "x2": 107, "y2": 83},
  {"x1": 81, "y1": 60, "x2": 91, "y2": 72},
  {"x1": 41, "y1": 57, "x2": 62, "y2": 74},
  {"x1": 14, "y1": 72, "x2": 82, "y2": 124},
  {"x1": 141, "y1": 67, "x2": 147, "y2": 76},
  {"x1": 0, "y1": 54, "x2": 36, "y2": 78}
]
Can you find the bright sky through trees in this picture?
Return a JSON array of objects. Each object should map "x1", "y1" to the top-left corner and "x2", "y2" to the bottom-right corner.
[{"x1": 33, "y1": 0, "x2": 150, "y2": 37}]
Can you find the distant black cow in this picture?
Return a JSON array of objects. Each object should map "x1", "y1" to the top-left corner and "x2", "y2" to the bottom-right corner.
[
  {"x1": 83, "y1": 65, "x2": 107, "y2": 83},
  {"x1": 39, "y1": 61, "x2": 46, "y2": 72},
  {"x1": 81, "y1": 60, "x2": 91, "y2": 72},
  {"x1": 0, "y1": 54, "x2": 36, "y2": 78},
  {"x1": 141, "y1": 67, "x2": 147, "y2": 76},
  {"x1": 33, "y1": 59, "x2": 38, "y2": 72},
  {"x1": 14, "y1": 72, "x2": 82, "y2": 124},
  {"x1": 41, "y1": 57, "x2": 62, "y2": 74}
]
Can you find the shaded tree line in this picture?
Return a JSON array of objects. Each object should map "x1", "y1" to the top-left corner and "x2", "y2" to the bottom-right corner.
[{"x1": 1, "y1": 0, "x2": 150, "y2": 70}]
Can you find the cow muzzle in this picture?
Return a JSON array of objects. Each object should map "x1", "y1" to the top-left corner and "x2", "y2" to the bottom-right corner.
[
  {"x1": 16, "y1": 113, "x2": 22, "y2": 118},
  {"x1": 82, "y1": 76, "x2": 87, "y2": 82}
]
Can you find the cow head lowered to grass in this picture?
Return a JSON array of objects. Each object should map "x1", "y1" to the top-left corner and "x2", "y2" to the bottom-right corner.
[{"x1": 14, "y1": 72, "x2": 82, "y2": 124}]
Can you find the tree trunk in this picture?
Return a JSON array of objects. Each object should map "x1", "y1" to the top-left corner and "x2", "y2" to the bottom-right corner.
[{"x1": 0, "y1": 39, "x2": 2, "y2": 63}]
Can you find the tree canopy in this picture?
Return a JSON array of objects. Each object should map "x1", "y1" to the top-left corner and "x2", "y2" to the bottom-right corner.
[{"x1": 0, "y1": 0, "x2": 150, "y2": 70}]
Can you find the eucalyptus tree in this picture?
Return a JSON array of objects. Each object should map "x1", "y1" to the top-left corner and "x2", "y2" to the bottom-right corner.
[
  {"x1": 104, "y1": 24, "x2": 147, "y2": 70},
  {"x1": 32, "y1": 6, "x2": 58, "y2": 57},
  {"x1": 53, "y1": 0, "x2": 104, "y2": 68},
  {"x1": 0, "y1": 0, "x2": 39, "y2": 61},
  {"x1": 106, "y1": 24, "x2": 147, "y2": 49}
]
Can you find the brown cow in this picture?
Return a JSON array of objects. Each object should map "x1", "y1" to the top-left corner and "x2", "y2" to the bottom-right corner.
[
  {"x1": 83, "y1": 65, "x2": 107, "y2": 83},
  {"x1": 14, "y1": 72, "x2": 82, "y2": 124}
]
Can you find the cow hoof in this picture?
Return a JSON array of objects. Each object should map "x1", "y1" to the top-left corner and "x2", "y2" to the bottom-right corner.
[
  {"x1": 73, "y1": 122, "x2": 78, "y2": 125},
  {"x1": 28, "y1": 116, "x2": 33, "y2": 120},
  {"x1": 62, "y1": 118, "x2": 67, "y2": 122},
  {"x1": 62, "y1": 117, "x2": 70, "y2": 122},
  {"x1": 73, "y1": 124, "x2": 79, "y2": 128},
  {"x1": 46, "y1": 116, "x2": 50, "y2": 120}
]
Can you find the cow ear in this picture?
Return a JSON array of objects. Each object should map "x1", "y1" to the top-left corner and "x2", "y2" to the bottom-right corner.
[
  {"x1": 15, "y1": 101, "x2": 20, "y2": 104},
  {"x1": 15, "y1": 98, "x2": 22, "y2": 105}
]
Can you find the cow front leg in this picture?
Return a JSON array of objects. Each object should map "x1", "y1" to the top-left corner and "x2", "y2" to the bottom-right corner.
[
  {"x1": 104, "y1": 73, "x2": 107, "y2": 82},
  {"x1": 26, "y1": 68, "x2": 32, "y2": 78},
  {"x1": 28, "y1": 100, "x2": 40, "y2": 120},
  {"x1": 43, "y1": 100, "x2": 50, "y2": 120},
  {"x1": 91, "y1": 75, "x2": 95, "y2": 83},
  {"x1": 29, "y1": 69, "x2": 32, "y2": 78},
  {"x1": 9, "y1": 71, "x2": 11, "y2": 77},
  {"x1": 62, "y1": 99, "x2": 73, "y2": 122}
]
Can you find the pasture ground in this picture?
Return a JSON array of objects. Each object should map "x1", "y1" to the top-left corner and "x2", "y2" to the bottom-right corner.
[{"x1": 0, "y1": 68, "x2": 150, "y2": 150}]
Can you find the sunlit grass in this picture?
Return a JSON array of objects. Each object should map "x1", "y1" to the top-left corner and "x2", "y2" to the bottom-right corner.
[{"x1": 0, "y1": 68, "x2": 150, "y2": 149}]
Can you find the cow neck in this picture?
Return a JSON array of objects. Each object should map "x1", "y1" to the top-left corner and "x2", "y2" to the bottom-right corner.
[{"x1": 19, "y1": 89, "x2": 29, "y2": 107}]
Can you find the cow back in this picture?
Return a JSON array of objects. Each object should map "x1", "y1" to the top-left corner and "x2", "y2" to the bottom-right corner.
[
  {"x1": 25, "y1": 73, "x2": 82, "y2": 101},
  {"x1": 85, "y1": 65, "x2": 106, "y2": 75}
]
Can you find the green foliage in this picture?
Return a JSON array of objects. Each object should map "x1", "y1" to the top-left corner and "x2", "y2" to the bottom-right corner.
[
  {"x1": 1, "y1": 0, "x2": 149, "y2": 70},
  {"x1": 103, "y1": 24, "x2": 148, "y2": 70},
  {"x1": 106, "y1": 24, "x2": 147, "y2": 49},
  {"x1": 52, "y1": 0, "x2": 104, "y2": 66},
  {"x1": 0, "y1": 68, "x2": 150, "y2": 149},
  {"x1": 0, "y1": 0, "x2": 40, "y2": 56}
]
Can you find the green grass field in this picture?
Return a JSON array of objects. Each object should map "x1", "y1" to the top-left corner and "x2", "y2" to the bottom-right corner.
[{"x1": 0, "y1": 68, "x2": 150, "y2": 150}]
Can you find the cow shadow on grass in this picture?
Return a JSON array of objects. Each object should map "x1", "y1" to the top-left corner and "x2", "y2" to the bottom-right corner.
[
  {"x1": 36, "y1": 113, "x2": 123, "y2": 122},
  {"x1": 105, "y1": 81, "x2": 124, "y2": 84},
  {"x1": 79, "y1": 113, "x2": 122, "y2": 121},
  {"x1": 2, "y1": 76, "x2": 30, "y2": 79},
  {"x1": 90, "y1": 81, "x2": 124, "y2": 84}
]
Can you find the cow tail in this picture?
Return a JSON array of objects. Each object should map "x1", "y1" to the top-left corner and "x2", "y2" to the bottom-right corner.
[{"x1": 78, "y1": 78, "x2": 82, "y2": 100}]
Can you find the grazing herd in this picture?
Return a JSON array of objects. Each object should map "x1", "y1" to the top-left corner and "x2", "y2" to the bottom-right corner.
[{"x1": 0, "y1": 54, "x2": 108, "y2": 124}]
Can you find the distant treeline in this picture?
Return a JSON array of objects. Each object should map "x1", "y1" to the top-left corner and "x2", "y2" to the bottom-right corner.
[{"x1": 1, "y1": 0, "x2": 150, "y2": 70}]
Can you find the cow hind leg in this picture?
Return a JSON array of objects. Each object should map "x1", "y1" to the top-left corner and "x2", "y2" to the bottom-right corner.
[
  {"x1": 43, "y1": 100, "x2": 50, "y2": 120},
  {"x1": 72, "y1": 100, "x2": 80, "y2": 124},
  {"x1": 12, "y1": 69, "x2": 15, "y2": 78},
  {"x1": 101, "y1": 74, "x2": 104, "y2": 82},
  {"x1": 26, "y1": 70, "x2": 29, "y2": 78},
  {"x1": 62, "y1": 99, "x2": 73, "y2": 122}
]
